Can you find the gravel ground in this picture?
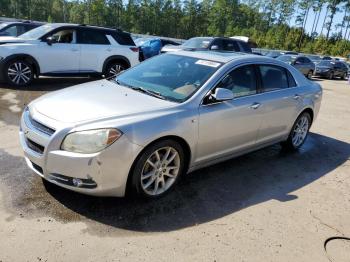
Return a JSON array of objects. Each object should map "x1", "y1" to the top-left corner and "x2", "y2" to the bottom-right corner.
[{"x1": 0, "y1": 77, "x2": 349, "y2": 262}]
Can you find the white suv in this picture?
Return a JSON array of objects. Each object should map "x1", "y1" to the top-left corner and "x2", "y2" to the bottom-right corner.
[{"x1": 0, "y1": 23, "x2": 140, "y2": 86}]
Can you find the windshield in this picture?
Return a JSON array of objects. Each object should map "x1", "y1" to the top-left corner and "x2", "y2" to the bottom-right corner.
[
  {"x1": 277, "y1": 55, "x2": 294, "y2": 62},
  {"x1": 19, "y1": 24, "x2": 58, "y2": 40},
  {"x1": 115, "y1": 54, "x2": 221, "y2": 102},
  {"x1": 0, "y1": 23, "x2": 9, "y2": 31},
  {"x1": 318, "y1": 61, "x2": 334, "y2": 67},
  {"x1": 182, "y1": 37, "x2": 212, "y2": 49}
]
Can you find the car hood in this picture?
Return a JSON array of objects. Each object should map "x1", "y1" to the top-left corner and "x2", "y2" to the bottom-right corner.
[{"x1": 31, "y1": 79, "x2": 176, "y2": 124}]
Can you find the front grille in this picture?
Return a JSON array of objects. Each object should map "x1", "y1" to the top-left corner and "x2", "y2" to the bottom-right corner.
[
  {"x1": 24, "y1": 109, "x2": 55, "y2": 136},
  {"x1": 26, "y1": 138, "x2": 44, "y2": 154}
]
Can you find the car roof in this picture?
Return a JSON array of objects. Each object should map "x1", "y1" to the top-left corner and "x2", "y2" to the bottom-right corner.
[
  {"x1": 42, "y1": 23, "x2": 126, "y2": 33},
  {"x1": 171, "y1": 50, "x2": 261, "y2": 63}
]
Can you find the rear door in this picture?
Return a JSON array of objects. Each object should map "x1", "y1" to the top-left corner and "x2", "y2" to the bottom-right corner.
[
  {"x1": 255, "y1": 64, "x2": 300, "y2": 145},
  {"x1": 77, "y1": 28, "x2": 112, "y2": 73},
  {"x1": 196, "y1": 64, "x2": 263, "y2": 164}
]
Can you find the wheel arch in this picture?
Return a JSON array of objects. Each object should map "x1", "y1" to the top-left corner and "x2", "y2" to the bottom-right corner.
[
  {"x1": 125, "y1": 135, "x2": 192, "y2": 195},
  {"x1": 299, "y1": 107, "x2": 314, "y2": 124},
  {"x1": 102, "y1": 55, "x2": 131, "y2": 73},
  {"x1": 3, "y1": 54, "x2": 40, "y2": 76}
]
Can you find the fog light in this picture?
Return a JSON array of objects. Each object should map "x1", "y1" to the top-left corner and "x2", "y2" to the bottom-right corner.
[{"x1": 73, "y1": 178, "x2": 83, "y2": 187}]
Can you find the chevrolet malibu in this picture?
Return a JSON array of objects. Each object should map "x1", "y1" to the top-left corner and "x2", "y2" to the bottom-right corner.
[{"x1": 20, "y1": 51, "x2": 322, "y2": 198}]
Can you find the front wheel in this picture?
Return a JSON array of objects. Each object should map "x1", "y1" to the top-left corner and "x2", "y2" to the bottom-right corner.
[
  {"x1": 4, "y1": 59, "x2": 34, "y2": 87},
  {"x1": 328, "y1": 72, "x2": 334, "y2": 80},
  {"x1": 341, "y1": 72, "x2": 347, "y2": 80},
  {"x1": 281, "y1": 112, "x2": 311, "y2": 151},
  {"x1": 130, "y1": 140, "x2": 186, "y2": 198}
]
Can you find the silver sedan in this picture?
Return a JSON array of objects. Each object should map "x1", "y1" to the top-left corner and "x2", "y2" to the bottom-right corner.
[{"x1": 19, "y1": 51, "x2": 322, "y2": 198}]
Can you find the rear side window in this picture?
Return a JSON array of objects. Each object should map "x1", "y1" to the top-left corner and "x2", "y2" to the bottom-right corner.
[
  {"x1": 112, "y1": 32, "x2": 135, "y2": 46},
  {"x1": 77, "y1": 29, "x2": 110, "y2": 45},
  {"x1": 222, "y1": 40, "x2": 240, "y2": 51},
  {"x1": 217, "y1": 65, "x2": 257, "y2": 98},
  {"x1": 304, "y1": 57, "x2": 312, "y2": 63},
  {"x1": 259, "y1": 65, "x2": 289, "y2": 92},
  {"x1": 237, "y1": 41, "x2": 252, "y2": 53},
  {"x1": 287, "y1": 70, "x2": 297, "y2": 87}
]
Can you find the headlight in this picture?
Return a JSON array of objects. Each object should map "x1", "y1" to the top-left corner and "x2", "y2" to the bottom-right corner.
[{"x1": 61, "y1": 128, "x2": 122, "y2": 154}]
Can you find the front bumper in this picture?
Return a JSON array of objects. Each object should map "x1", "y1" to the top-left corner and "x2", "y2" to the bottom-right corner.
[
  {"x1": 314, "y1": 71, "x2": 330, "y2": 77},
  {"x1": 19, "y1": 110, "x2": 143, "y2": 197}
]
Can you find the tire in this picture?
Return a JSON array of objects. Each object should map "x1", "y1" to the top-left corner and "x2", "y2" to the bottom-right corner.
[
  {"x1": 130, "y1": 139, "x2": 186, "y2": 198},
  {"x1": 328, "y1": 72, "x2": 334, "y2": 80},
  {"x1": 281, "y1": 112, "x2": 311, "y2": 151},
  {"x1": 307, "y1": 70, "x2": 313, "y2": 79},
  {"x1": 4, "y1": 59, "x2": 34, "y2": 87},
  {"x1": 104, "y1": 61, "x2": 127, "y2": 79},
  {"x1": 341, "y1": 72, "x2": 347, "y2": 80}
]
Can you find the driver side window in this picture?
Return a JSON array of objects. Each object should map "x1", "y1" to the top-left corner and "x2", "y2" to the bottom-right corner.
[
  {"x1": 50, "y1": 29, "x2": 75, "y2": 44},
  {"x1": 217, "y1": 65, "x2": 257, "y2": 98}
]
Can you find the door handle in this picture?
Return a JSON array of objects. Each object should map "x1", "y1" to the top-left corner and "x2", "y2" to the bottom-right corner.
[
  {"x1": 71, "y1": 48, "x2": 79, "y2": 52},
  {"x1": 293, "y1": 94, "x2": 301, "y2": 100},
  {"x1": 250, "y1": 102, "x2": 261, "y2": 109}
]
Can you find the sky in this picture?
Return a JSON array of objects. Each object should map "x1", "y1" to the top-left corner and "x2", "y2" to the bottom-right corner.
[{"x1": 292, "y1": 5, "x2": 345, "y2": 36}]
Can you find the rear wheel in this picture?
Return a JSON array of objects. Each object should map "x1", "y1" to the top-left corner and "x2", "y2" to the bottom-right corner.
[
  {"x1": 130, "y1": 140, "x2": 186, "y2": 198},
  {"x1": 282, "y1": 112, "x2": 311, "y2": 151},
  {"x1": 4, "y1": 59, "x2": 34, "y2": 87},
  {"x1": 104, "y1": 61, "x2": 127, "y2": 79},
  {"x1": 307, "y1": 70, "x2": 313, "y2": 79},
  {"x1": 328, "y1": 71, "x2": 334, "y2": 80},
  {"x1": 341, "y1": 72, "x2": 347, "y2": 80}
]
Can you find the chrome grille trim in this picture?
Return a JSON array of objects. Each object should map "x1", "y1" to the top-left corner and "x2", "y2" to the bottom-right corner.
[{"x1": 24, "y1": 109, "x2": 55, "y2": 136}]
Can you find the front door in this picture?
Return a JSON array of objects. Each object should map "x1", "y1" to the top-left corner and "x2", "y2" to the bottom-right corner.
[
  {"x1": 37, "y1": 28, "x2": 80, "y2": 74},
  {"x1": 196, "y1": 65, "x2": 263, "y2": 164}
]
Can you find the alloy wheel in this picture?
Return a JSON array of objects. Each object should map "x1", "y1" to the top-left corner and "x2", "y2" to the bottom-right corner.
[
  {"x1": 292, "y1": 115, "x2": 309, "y2": 147},
  {"x1": 108, "y1": 64, "x2": 125, "y2": 78},
  {"x1": 307, "y1": 71, "x2": 313, "y2": 79},
  {"x1": 7, "y1": 62, "x2": 32, "y2": 85},
  {"x1": 140, "y1": 146, "x2": 180, "y2": 196}
]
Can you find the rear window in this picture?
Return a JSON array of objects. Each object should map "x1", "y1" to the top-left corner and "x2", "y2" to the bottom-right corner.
[
  {"x1": 112, "y1": 32, "x2": 135, "y2": 46},
  {"x1": 222, "y1": 40, "x2": 240, "y2": 51},
  {"x1": 77, "y1": 29, "x2": 110, "y2": 45},
  {"x1": 259, "y1": 65, "x2": 289, "y2": 92},
  {"x1": 237, "y1": 41, "x2": 252, "y2": 53}
]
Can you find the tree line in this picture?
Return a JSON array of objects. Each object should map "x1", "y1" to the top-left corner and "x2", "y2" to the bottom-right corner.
[{"x1": 1, "y1": 0, "x2": 350, "y2": 57}]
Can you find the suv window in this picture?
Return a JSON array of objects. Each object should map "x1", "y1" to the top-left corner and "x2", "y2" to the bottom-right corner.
[
  {"x1": 259, "y1": 65, "x2": 289, "y2": 92},
  {"x1": 222, "y1": 39, "x2": 240, "y2": 51},
  {"x1": 217, "y1": 65, "x2": 257, "y2": 98},
  {"x1": 50, "y1": 29, "x2": 75, "y2": 43},
  {"x1": 3, "y1": 24, "x2": 26, "y2": 36},
  {"x1": 112, "y1": 32, "x2": 135, "y2": 46},
  {"x1": 77, "y1": 29, "x2": 109, "y2": 45}
]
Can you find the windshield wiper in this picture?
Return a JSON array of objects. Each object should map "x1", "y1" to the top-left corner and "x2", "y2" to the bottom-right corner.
[
  {"x1": 113, "y1": 79, "x2": 167, "y2": 100},
  {"x1": 130, "y1": 86, "x2": 167, "y2": 100}
]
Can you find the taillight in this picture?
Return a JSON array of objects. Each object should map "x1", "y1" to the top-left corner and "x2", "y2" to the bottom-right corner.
[{"x1": 130, "y1": 47, "x2": 139, "y2": 52}]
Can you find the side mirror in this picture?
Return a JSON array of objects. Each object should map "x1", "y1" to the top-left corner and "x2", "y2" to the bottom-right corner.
[
  {"x1": 211, "y1": 88, "x2": 234, "y2": 102},
  {"x1": 210, "y1": 45, "x2": 219, "y2": 50},
  {"x1": 46, "y1": 36, "x2": 56, "y2": 45}
]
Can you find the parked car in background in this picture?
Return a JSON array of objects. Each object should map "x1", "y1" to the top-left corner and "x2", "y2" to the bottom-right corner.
[
  {"x1": 265, "y1": 50, "x2": 284, "y2": 58},
  {"x1": 322, "y1": 56, "x2": 332, "y2": 61},
  {"x1": 0, "y1": 21, "x2": 44, "y2": 37},
  {"x1": 161, "y1": 37, "x2": 252, "y2": 53},
  {"x1": 0, "y1": 23, "x2": 140, "y2": 87},
  {"x1": 304, "y1": 54, "x2": 322, "y2": 65},
  {"x1": 277, "y1": 55, "x2": 315, "y2": 79},
  {"x1": 19, "y1": 51, "x2": 322, "y2": 198},
  {"x1": 284, "y1": 51, "x2": 299, "y2": 55},
  {"x1": 135, "y1": 37, "x2": 180, "y2": 60},
  {"x1": 315, "y1": 60, "x2": 348, "y2": 80}
]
